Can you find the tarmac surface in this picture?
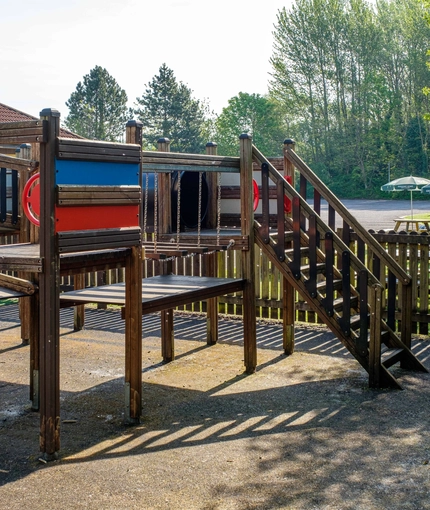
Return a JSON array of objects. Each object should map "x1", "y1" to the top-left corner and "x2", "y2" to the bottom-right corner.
[{"x1": 320, "y1": 198, "x2": 430, "y2": 231}]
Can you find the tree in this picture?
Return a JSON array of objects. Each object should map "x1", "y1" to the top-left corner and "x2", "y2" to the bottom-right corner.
[
  {"x1": 270, "y1": 0, "x2": 430, "y2": 197},
  {"x1": 64, "y1": 66, "x2": 128, "y2": 141},
  {"x1": 214, "y1": 92, "x2": 286, "y2": 157},
  {"x1": 134, "y1": 64, "x2": 209, "y2": 153}
]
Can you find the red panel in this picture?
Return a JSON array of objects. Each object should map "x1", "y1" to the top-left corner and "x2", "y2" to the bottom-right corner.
[
  {"x1": 284, "y1": 175, "x2": 292, "y2": 214},
  {"x1": 55, "y1": 205, "x2": 139, "y2": 232}
]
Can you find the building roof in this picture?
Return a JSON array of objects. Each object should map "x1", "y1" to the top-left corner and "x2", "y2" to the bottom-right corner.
[{"x1": 0, "y1": 102, "x2": 82, "y2": 139}]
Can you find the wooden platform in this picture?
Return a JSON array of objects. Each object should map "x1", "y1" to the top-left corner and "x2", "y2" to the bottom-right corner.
[
  {"x1": 59, "y1": 274, "x2": 245, "y2": 314},
  {"x1": 0, "y1": 242, "x2": 130, "y2": 274}
]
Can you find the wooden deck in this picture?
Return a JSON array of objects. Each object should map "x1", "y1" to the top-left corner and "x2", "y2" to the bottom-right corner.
[
  {"x1": 0, "y1": 242, "x2": 130, "y2": 274},
  {"x1": 59, "y1": 274, "x2": 245, "y2": 314}
]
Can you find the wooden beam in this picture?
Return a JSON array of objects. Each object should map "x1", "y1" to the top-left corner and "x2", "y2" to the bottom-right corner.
[
  {"x1": 240, "y1": 134, "x2": 257, "y2": 374},
  {"x1": 38, "y1": 108, "x2": 61, "y2": 459}
]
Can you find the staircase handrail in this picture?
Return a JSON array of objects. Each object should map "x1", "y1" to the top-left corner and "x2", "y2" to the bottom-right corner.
[
  {"x1": 272, "y1": 145, "x2": 410, "y2": 285},
  {"x1": 252, "y1": 146, "x2": 384, "y2": 286}
]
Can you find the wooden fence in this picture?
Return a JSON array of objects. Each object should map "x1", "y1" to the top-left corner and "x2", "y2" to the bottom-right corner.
[{"x1": 2, "y1": 228, "x2": 430, "y2": 335}]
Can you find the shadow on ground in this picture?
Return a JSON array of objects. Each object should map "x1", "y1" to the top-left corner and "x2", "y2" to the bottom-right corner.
[{"x1": 1, "y1": 303, "x2": 430, "y2": 509}]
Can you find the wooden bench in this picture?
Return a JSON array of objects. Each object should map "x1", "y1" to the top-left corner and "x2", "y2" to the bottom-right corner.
[{"x1": 393, "y1": 218, "x2": 430, "y2": 232}]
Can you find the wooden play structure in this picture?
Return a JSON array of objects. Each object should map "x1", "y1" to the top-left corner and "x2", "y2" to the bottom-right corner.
[{"x1": 0, "y1": 109, "x2": 428, "y2": 459}]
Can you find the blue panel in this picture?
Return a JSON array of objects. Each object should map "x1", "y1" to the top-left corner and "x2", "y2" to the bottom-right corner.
[{"x1": 55, "y1": 159, "x2": 140, "y2": 186}]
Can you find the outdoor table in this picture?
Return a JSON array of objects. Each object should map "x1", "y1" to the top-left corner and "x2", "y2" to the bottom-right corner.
[{"x1": 393, "y1": 218, "x2": 430, "y2": 232}]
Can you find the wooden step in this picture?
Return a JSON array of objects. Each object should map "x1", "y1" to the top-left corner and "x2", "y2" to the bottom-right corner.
[
  {"x1": 332, "y1": 295, "x2": 359, "y2": 311},
  {"x1": 300, "y1": 263, "x2": 325, "y2": 277},
  {"x1": 284, "y1": 246, "x2": 309, "y2": 259},
  {"x1": 381, "y1": 348, "x2": 404, "y2": 369},
  {"x1": 269, "y1": 231, "x2": 294, "y2": 243},
  {"x1": 316, "y1": 279, "x2": 343, "y2": 293},
  {"x1": 349, "y1": 314, "x2": 369, "y2": 331}
]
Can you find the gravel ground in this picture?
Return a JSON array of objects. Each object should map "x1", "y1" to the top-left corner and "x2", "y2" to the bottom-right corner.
[{"x1": 0, "y1": 304, "x2": 430, "y2": 510}]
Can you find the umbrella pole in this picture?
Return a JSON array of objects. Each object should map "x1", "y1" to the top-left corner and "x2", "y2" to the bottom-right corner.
[{"x1": 411, "y1": 190, "x2": 413, "y2": 220}]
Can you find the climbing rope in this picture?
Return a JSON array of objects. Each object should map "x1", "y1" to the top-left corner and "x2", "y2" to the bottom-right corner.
[
  {"x1": 176, "y1": 171, "x2": 182, "y2": 248},
  {"x1": 153, "y1": 173, "x2": 158, "y2": 253},
  {"x1": 143, "y1": 172, "x2": 149, "y2": 242},
  {"x1": 197, "y1": 171, "x2": 203, "y2": 247}
]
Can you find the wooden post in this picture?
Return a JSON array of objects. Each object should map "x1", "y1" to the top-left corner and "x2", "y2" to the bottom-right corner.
[
  {"x1": 283, "y1": 138, "x2": 295, "y2": 355},
  {"x1": 205, "y1": 142, "x2": 218, "y2": 345},
  {"x1": 73, "y1": 273, "x2": 85, "y2": 331},
  {"x1": 157, "y1": 137, "x2": 174, "y2": 360},
  {"x1": 205, "y1": 142, "x2": 218, "y2": 229},
  {"x1": 368, "y1": 284, "x2": 383, "y2": 387},
  {"x1": 38, "y1": 108, "x2": 61, "y2": 459},
  {"x1": 157, "y1": 138, "x2": 172, "y2": 235},
  {"x1": 124, "y1": 120, "x2": 143, "y2": 421},
  {"x1": 18, "y1": 143, "x2": 32, "y2": 344},
  {"x1": 124, "y1": 245, "x2": 143, "y2": 423},
  {"x1": 239, "y1": 134, "x2": 257, "y2": 373},
  {"x1": 400, "y1": 282, "x2": 413, "y2": 367},
  {"x1": 29, "y1": 273, "x2": 40, "y2": 411}
]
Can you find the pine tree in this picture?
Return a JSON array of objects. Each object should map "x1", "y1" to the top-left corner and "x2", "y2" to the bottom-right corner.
[
  {"x1": 64, "y1": 66, "x2": 128, "y2": 141},
  {"x1": 134, "y1": 64, "x2": 208, "y2": 153}
]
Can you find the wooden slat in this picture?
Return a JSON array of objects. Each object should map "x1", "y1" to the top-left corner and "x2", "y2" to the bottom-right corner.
[
  {"x1": 57, "y1": 185, "x2": 141, "y2": 206},
  {"x1": 142, "y1": 151, "x2": 240, "y2": 169},
  {"x1": 0, "y1": 154, "x2": 39, "y2": 172},
  {"x1": 0, "y1": 273, "x2": 37, "y2": 295},
  {"x1": 57, "y1": 227, "x2": 141, "y2": 253},
  {"x1": 0, "y1": 124, "x2": 46, "y2": 144},
  {"x1": 0, "y1": 120, "x2": 46, "y2": 143},
  {"x1": 0, "y1": 120, "x2": 44, "y2": 130},
  {"x1": 419, "y1": 241, "x2": 429, "y2": 334},
  {"x1": 57, "y1": 138, "x2": 141, "y2": 163}
]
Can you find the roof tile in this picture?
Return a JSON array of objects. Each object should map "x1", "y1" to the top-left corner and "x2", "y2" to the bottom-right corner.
[{"x1": 0, "y1": 102, "x2": 82, "y2": 139}]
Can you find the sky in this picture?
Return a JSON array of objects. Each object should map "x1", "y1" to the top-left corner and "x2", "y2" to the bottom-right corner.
[{"x1": 0, "y1": 0, "x2": 290, "y2": 121}]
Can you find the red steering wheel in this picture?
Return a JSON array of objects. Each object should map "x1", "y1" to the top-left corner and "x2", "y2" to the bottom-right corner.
[
  {"x1": 22, "y1": 172, "x2": 40, "y2": 226},
  {"x1": 253, "y1": 179, "x2": 259, "y2": 212},
  {"x1": 284, "y1": 175, "x2": 292, "y2": 214}
]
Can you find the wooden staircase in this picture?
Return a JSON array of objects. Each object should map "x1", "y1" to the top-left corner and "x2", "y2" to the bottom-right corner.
[{"x1": 252, "y1": 143, "x2": 428, "y2": 389}]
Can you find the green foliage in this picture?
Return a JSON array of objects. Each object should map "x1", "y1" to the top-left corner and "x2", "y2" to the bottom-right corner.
[
  {"x1": 134, "y1": 64, "x2": 209, "y2": 153},
  {"x1": 64, "y1": 66, "x2": 128, "y2": 141},
  {"x1": 270, "y1": 0, "x2": 430, "y2": 198},
  {"x1": 214, "y1": 92, "x2": 286, "y2": 156}
]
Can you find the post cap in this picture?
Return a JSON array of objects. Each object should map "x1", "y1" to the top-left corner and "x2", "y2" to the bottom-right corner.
[
  {"x1": 126, "y1": 120, "x2": 143, "y2": 128},
  {"x1": 39, "y1": 108, "x2": 60, "y2": 118},
  {"x1": 157, "y1": 137, "x2": 170, "y2": 143},
  {"x1": 284, "y1": 138, "x2": 295, "y2": 145},
  {"x1": 206, "y1": 142, "x2": 218, "y2": 147},
  {"x1": 239, "y1": 133, "x2": 252, "y2": 140}
]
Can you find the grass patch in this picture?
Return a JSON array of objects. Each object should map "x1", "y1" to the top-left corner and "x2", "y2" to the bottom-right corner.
[
  {"x1": 0, "y1": 298, "x2": 18, "y2": 306},
  {"x1": 402, "y1": 213, "x2": 430, "y2": 220}
]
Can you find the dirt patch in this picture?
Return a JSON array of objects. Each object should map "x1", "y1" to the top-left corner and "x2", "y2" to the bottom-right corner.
[{"x1": 1, "y1": 306, "x2": 430, "y2": 509}]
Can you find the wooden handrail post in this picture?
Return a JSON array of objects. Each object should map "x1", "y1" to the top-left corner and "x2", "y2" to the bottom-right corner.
[
  {"x1": 205, "y1": 142, "x2": 218, "y2": 345},
  {"x1": 157, "y1": 137, "x2": 172, "y2": 235},
  {"x1": 156, "y1": 137, "x2": 174, "y2": 360},
  {"x1": 205, "y1": 142, "x2": 218, "y2": 229},
  {"x1": 38, "y1": 107, "x2": 61, "y2": 459},
  {"x1": 283, "y1": 138, "x2": 295, "y2": 355},
  {"x1": 18, "y1": 143, "x2": 33, "y2": 345},
  {"x1": 124, "y1": 119, "x2": 144, "y2": 421},
  {"x1": 126, "y1": 120, "x2": 143, "y2": 231},
  {"x1": 240, "y1": 133, "x2": 257, "y2": 373},
  {"x1": 400, "y1": 282, "x2": 413, "y2": 357},
  {"x1": 369, "y1": 283, "x2": 383, "y2": 387}
]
